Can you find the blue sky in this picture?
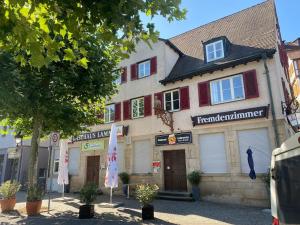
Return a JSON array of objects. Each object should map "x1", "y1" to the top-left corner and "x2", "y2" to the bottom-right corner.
[{"x1": 141, "y1": 0, "x2": 299, "y2": 42}]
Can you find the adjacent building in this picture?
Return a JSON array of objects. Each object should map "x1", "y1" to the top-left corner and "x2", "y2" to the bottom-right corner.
[
  {"x1": 65, "y1": 0, "x2": 292, "y2": 207},
  {"x1": 0, "y1": 129, "x2": 49, "y2": 189},
  {"x1": 285, "y1": 38, "x2": 300, "y2": 103}
]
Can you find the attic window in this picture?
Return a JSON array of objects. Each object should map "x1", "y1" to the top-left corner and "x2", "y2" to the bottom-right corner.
[{"x1": 205, "y1": 40, "x2": 224, "y2": 62}]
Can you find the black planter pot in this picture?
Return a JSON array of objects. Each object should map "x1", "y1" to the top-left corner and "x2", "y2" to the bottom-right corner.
[
  {"x1": 79, "y1": 204, "x2": 94, "y2": 219},
  {"x1": 122, "y1": 184, "x2": 128, "y2": 196},
  {"x1": 142, "y1": 204, "x2": 154, "y2": 220},
  {"x1": 192, "y1": 185, "x2": 200, "y2": 201}
]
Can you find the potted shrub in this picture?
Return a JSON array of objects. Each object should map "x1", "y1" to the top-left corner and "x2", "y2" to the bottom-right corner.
[
  {"x1": 26, "y1": 186, "x2": 44, "y2": 216},
  {"x1": 119, "y1": 172, "x2": 130, "y2": 196},
  {"x1": 135, "y1": 184, "x2": 159, "y2": 220},
  {"x1": 187, "y1": 171, "x2": 201, "y2": 201},
  {"x1": 0, "y1": 180, "x2": 21, "y2": 212},
  {"x1": 79, "y1": 183, "x2": 98, "y2": 219}
]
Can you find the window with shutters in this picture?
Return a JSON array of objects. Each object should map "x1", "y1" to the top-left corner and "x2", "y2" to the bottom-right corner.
[
  {"x1": 138, "y1": 60, "x2": 151, "y2": 78},
  {"x1": 131, "y1": 98, "x2": 144, "y2": 119},
  {"x1": 206, "y1": 40, "x2": 224, "y2": 62},
  {"x1": 210, "y1": 75, "x2": 245, "y2": 105},
  {"x1": 104, "y1": 104, "x2": 115, "y2": 123},
  {"x1": 164, "y1": 89, "x2": 180, "y2": 112}
]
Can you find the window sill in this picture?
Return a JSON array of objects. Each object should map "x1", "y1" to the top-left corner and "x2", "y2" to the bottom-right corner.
[
  {"x1": 131, "y1": 116, "x2": 145, "y2": 120},
  {"x1": 211, "y1": 97, "x2": 246, "y2": 106}
]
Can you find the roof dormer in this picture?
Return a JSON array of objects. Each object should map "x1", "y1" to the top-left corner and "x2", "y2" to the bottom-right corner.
[{"x1": 203, "y1": 36, "x2": 231, "y2": 63}]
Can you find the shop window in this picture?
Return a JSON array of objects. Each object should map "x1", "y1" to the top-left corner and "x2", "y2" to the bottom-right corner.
[
  {"x1": 164, "y1": 89, "x2": 180, "y2": 112},
  {"x1": 205, "y1": 40, "x2": 224, "y2": 62},
  {"x1": 133, "y1": 140, "x2": 152, "y2": 173},
  {"x1": 131, "y1": 98, "x2": 144, "y2": 119},
  {"x1": 138, "y1": 60, "x2": 151, "y2": 78},
  {"x1": 104, "y1": 104, "x2": 115, "y2": 123},
  {"x1": 117, "y1": 143, "x2": 125, "y2": 172},
  {"x1": 199, "y1": 133, "x2": 228, "y2": 173},
  {"x1": 210, "y1": 75, "x2": 245, "y2": 105},
  {"x1": 68, "y1": 148, "x2": 80, "y2": 176},
  {"x1": 53, "y1": 160, "x2": 59, "y2": 174},
  {"x1": 238, "y1": 128, "x2": 271, "y2": 174}
]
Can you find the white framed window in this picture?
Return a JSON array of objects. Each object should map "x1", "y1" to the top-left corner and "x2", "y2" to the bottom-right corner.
[
  {"x1": 206, "y1": 40, "x2": 224, "y2": 62},
  {"x1": 53, "y1": 160, "x2": 59, "y2": 174},
  {"x1": 104, "y1": 104, "x2": 115, "y2": 123},
  {"x1": 131, "y1": 98, "x2": 144, "y2": 119},
  {"x1": 210, "y1": 75, "x2": 245, "y2": 105},
  {"x1": 138, "y1": 60, "x2": 150, "y2": 78},
  {"x1": 164, "y1": 89, "x2": 180, "y2": 112}
]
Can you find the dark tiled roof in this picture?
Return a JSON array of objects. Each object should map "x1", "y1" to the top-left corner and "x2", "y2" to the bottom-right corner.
[{"x1": 161, "y1": 0, "x2": 277, "y2": 85}]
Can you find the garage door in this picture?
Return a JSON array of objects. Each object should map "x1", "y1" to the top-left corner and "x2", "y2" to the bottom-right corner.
[
  {"x1": 238, "y1": 128, "x2": 271, "y2": 174},
  {"x1": 133, "y1": 140, "x2": 152, "y2": 174},
  {"x1": 199, "y1": 133, "x2": 228, "y2": 173}
]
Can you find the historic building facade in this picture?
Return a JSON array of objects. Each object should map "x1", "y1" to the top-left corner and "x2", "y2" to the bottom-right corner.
[{"x1": 65, "y1": 1, "x2": 292, "y2": 207}]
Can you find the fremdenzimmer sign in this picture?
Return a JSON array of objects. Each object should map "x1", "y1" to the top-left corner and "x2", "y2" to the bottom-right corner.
[{"x1": 192, "y1": 106, "x2": 269, "y2": 126}]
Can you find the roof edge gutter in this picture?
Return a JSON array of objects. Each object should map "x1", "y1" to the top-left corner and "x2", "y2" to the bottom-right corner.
[{"x1": 160, "y1": 49, "x2": 276, "y2": 85}]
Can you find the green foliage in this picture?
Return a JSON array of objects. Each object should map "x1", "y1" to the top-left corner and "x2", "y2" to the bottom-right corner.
[
  {"x1": 119, "y1": 172, "x2": 130, "y2": 184},
  {"x1": 135, "y1": 184, "x2": 159, "y2": 206},
  {"x1": 80, "y1": 183, "x2": 98, "y2": 205},
  {"x1": 27, "y1": 186, "x2": 44, "y2": 202},
  {"x1": 187, "y1": 171, "x2": 201, "y2": 186},
  {"x1": 0, "y1": 180, "x2": 21, "y2": 199},
  {"x1": 0, "y1": 0, "x2": 186, "y2": 69}
]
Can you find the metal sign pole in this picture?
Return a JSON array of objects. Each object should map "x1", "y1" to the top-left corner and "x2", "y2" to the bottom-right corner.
[{"x1": 47, "y1": 136, "x2": 53, "y2": 213}]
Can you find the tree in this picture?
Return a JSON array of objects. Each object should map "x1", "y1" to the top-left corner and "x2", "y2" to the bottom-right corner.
[{"x1": 0, "y1": 1, "x2": 185, "y2": 190}]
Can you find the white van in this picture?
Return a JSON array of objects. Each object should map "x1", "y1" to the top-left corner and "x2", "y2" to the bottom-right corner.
[{"x1": 271, "y1": 133, "x2": 300, "y2": 225}]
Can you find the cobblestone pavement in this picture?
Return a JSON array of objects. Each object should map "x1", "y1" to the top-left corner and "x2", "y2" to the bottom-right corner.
[{"x1": 0, "y1": 192, "x2": 271, "y2": 225}]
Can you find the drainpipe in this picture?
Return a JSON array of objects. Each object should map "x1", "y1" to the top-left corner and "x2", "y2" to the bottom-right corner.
[{"x1": 262, "y1": 53, "x2": 280, "y2": 147}]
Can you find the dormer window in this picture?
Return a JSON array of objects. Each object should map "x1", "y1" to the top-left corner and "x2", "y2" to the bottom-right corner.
[{"x1": 206, "y1": 40, "x2": 224, "y2": 62}]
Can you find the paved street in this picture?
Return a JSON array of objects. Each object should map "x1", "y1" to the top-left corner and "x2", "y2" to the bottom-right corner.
[{"x1": 0, "y1": 192, "x2": 271, "y2": 225}]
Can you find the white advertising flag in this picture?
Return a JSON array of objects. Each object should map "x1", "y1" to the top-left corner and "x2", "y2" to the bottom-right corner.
[
  {"x1": 57, "y1": 139, "x2": 69, "y2": 185},
  {"x1": 104, "y1": 124, "x2": 118, "y2": 188}
]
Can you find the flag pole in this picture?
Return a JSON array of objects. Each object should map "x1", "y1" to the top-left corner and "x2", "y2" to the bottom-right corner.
[
  {"x1": 62, "y1": 183, "x2": 64, "y2": 198},
  {"x1": 110, "y1": 187, "x2": 112, "y2": 204}
]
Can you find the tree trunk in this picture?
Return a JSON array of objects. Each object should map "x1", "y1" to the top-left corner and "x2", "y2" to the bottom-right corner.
[{"x1": 28, "y1": 116, "x2": 43, "y2": 189}]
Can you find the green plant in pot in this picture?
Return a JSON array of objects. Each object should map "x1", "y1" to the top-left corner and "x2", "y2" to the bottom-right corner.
[
  {"x1": 135, "y1": 184, "x2": 159, "y2": 220},
  {"x1": 0, "y1": 180, "x2": 21, "y2": 212},
  {"x1": 26, "y1": 185, "x2": 44, "y2": 216},
  {"x1": 187, "y1": 171, "x2": 201, "y2": 201},
  {"x1": 119, "y1": 172, "x2": 130, "y2": 197},
  {"x1": 79, "y1": 183, "x2": 98, "y2": 219}
]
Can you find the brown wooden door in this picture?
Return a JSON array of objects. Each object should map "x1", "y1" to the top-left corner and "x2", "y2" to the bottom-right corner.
[
  {"x1": 86, "y1": 156, "x2": 100, "y2": 186},
  {"x1": 163, "y1": 150, "x2": 187, "y2": 191}
]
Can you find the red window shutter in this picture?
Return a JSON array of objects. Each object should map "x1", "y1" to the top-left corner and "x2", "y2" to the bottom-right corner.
[
  {"x1": 121, "y1": 67, "x2": 127, "y2": 83},
  {"x1": 150, "y1": 57, "x2": 157, "y2": 75},
  {"x1": 114, "y1": 102, "x2": 121, "y2": 122},
  {"x1": 180, "y1": 86, "x2": 190, "y2": 110},
  {"x1": 198, "y1": 81, "x2": 210, "y2": 106},
  {"x1": 123, "y1": 100, "x2": 131, "y2": 120},
  {"x1": 131, "y1": 64, "x2": 137, "y2": 80},
  {"x1": 144, "y1": 95, "x2": 152, "y2": 117},
  {"x1": 243, "y1": 70, "x2": 259, "y2": 99},
  {"x1": 154, "y1": 92, "x2": 164, "y2": 115}
]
